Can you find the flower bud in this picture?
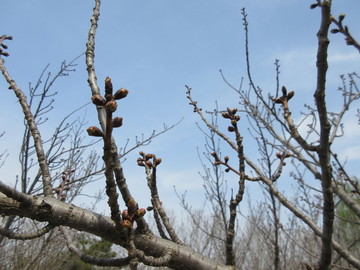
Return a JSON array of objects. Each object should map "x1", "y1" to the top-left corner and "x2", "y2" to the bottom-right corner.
[
  {"x1": 91, "y1": 94, "x2": 106, "y2": 106},
  {"x1": 228, "y1": 126, "x2": 235, "y2": 132},
  {"x1": 114, "y1": 88, "x2": 129, "y2": 100},
  {"x1": 105, "y1": 77, "x2": 113, "y2": 94},
  {"x1": 105, "y1": 100, "x2": 118, "y2": 113},
  {"x1": 121, "y1": 219, "x2": 132, "y2": 228},
  {"x1": 222, "y1": 112, "x2": 230, "y2": 119},
  {"x1": 155, "y1": 158, "x2": 162, "y2": 166},
  {"x1": 339, "y1": 14, "x2": 345, "y2": 22},
  {"x1": 272, "y1": 98, "x2": 284, "y2": 104},
  {"x1": 112, "y1": 117, "x2": 123, "y2": 128},
  {"x1": 137, "y1": 161, "x2": 145, "y2": 167},
  {"x1": 127, "y1": 197, "x2": 137, "y2": 211},
  {"x1": 287, "y1": 91, "x2": 295, "y2": 100},
  {"x1": 224, "y1": 156, "x2": 229, "y2": 163},
  {"x1": 133, "y1": 208, "x2": 146, "y2": 220},
  {"x1": 122, "y1": 209, "x2": 129, "y2": 220},
  {"x1": 87, "y1": 126, "x2": 104, "y2": 137}
]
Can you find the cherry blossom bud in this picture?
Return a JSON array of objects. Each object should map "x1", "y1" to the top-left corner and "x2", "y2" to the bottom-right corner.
[
  {"x1": 127, "y1": 198, "x2": 137, "y2": 211},
  {"x1": 112, "y1": 117, "x2": 123, "y2": 128},
  {"x1": 287, "y1": 91, "x2": 295, "y2": 100},
  {"x1": 222, "y1": 112, "x2": 230, "y2": 119},
  {"x1": 121, "y1": 219, "x2": 132, "y2": 228},
  {"x1": 339, "y1": 14, "x2": 345, "y2": 22},
  {"x1": 155, "y1": 158, "x2": 162, "y2": 166},
  {"x1": 122, "y1": 209, "x2": 129, "y2": 220},
  {"x1": 133, "y1": 208, "x2": 146, "y2": 220},
  {"x1": 105, "y1": 100, "x2": 117, "y2": 113},
  {"x1": 114, "y1": 88, "x2": 129, "y2": 100},
  {"x1": 105, "y1": 77, "x2": 113, "y2": 94},
  {"x1": 91, "y1": 94, "x2": 106, "y2": 106},
  {"x1": 87, "y1": 126, "x2": 104, "y2": 137}
]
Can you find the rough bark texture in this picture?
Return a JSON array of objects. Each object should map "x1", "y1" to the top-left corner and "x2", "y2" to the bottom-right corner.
[{"x1": 0, "y1": 191, "x2": 234, "y2": 270}]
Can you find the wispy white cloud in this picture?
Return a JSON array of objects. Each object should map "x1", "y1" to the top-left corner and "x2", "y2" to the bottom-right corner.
[
  {"x1": 339, "y1": 145, "x2": 360, "y2": 161},
  {"x1": 328, "y1": 52, "x2": 359, "y2": 62}
]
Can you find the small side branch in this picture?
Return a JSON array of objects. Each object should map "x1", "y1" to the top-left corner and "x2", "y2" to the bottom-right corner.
[
  {"x1": 330, "y1": 13, "x2": 360, "y2": 53},
  {"x1": 0, "y1": 36, "x2": 53, "y2": 196},
  {"x1": 138, "y1": 152, "x2": 183, "y2": 244},
  {"x1": 60, "y1": 226, "x2": 132, "y2": 267},
  {"x1": 0, "y1": 223, "x2": 54, "y2": 240},
  {"x1": 272, "y1": 86, "x2": 317, "y2": 152}
]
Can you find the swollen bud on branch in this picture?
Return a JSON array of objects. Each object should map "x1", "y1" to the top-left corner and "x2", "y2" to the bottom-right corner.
[
  {"x1": 122, "y1": 209, "x2": 129, "y2": 220},
  {"x1": 127, "y1": 197, "x2": 137, "y2": 212},
  {"x1": 310, "y1": 3, "x2": 319, "y2": 9},
  {"x1": 87, "y1": 126, "x2": 104, "y2": 137},
  {"x1": 91, "y1": 94, "x2": 106, "y2": 106},
  {"x1": 287, "y1": 91, "x2": 295, "y2": 100},
  {"x1": 105, "y1": 100, "x2": 118, "y2": 113},
  {"x1": 133, "y1": 208, "x2": 146, "y2": 220},
  {"x1": 155, "y1": 158, "x2": 162, "y2": 166},
  {"x1": 222, "y1": 112, "x2": 231, "y2": 119},
  {"x1": 339, "y1": 14, "x2": 345, "y2": 23},
  {"x1": 112, "y1": 117, "x2": 123, "y2": 128},
  {"x1": 272, "y1": 97, "x2": 284, "y2": 104},
  {"x1": 120, "y1": 219, "x2": 132, "y2": 229},
  {"x1": 114, "y1": 88, "x2": 129, "y2": 100},
  {"x1": 105, "y1": 76, "x2": 113, "y2": 95}
]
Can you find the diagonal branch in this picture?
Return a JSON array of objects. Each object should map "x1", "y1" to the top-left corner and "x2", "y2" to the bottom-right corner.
[
  {"x1": 0, "y1": 223, "x2": 54, "y2": 240},
  {"x1": 0, "y1": 37, "x2": 53, "y2": 197}
]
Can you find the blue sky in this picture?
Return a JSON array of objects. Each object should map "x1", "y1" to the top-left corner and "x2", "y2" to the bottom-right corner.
[{"x1": 0, "y1": 0, "x2": 359, "y2": 216}]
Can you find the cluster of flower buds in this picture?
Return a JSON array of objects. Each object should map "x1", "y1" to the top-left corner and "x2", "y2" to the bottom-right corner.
[
  {"x1": 120, "y1": 197, "x2": 146, "y2": 229},
  {"x1": 87, "y1": 77, "x2": 128, "y2": 137},
  {"x1": 222, "y1": 107, "x2": 241, "y2": 132},
  {"x1": 53, "y1": 170, "x2": 75, "y2": 201},
  {"x1": 0, "y1": 35, "x2": 12, "y2": 57},
  {"x1": 137, "y1": 152, "x2": 162, "y2": 168},
  {"x1": 330, "y1": 14, "x2": 357, "y2": 47},
  {"x1": 211, "y1": 152, "x2": 231, "y2": 172},
  {"x1": 272, "y1": 86, "x2": 295, "y2": 105}
]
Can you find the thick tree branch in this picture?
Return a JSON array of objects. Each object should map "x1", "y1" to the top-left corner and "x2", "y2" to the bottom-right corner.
[{"x1": 0, "y1": 181, "x2": 234, "y2": 270}]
